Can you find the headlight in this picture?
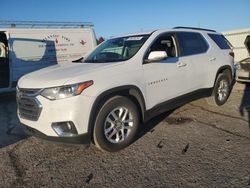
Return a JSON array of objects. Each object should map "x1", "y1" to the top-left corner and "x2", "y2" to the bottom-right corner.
[
  {"x1": 234, "y1": 62, "x2": 241, "y2": 70},
  {"x1": 40, "y1": 80, "x2": 93, "y2": 100}
]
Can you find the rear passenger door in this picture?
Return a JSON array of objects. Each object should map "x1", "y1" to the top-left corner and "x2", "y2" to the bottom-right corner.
[{"x1": 175, "y1": 32, "x2": 210, "y2": 90}]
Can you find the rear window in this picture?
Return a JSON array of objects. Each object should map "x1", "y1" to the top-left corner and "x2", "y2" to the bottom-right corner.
[
  {"x1": 208, "y1": 34, "x2": 231, "y2": 49},
  {"x1": 176, "y1": 32, "x2": 209, "y2": 56}
]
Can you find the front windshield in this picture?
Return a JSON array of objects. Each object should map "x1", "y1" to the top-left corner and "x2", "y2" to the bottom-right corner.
[{"x1": 85, "y1": 35, "x2": 149, "y2": 63}]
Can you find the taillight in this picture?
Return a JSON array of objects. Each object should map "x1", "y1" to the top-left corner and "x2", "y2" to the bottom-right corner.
[{"x1": 229, "y1": 51, "x2": 234, "y2": 58}]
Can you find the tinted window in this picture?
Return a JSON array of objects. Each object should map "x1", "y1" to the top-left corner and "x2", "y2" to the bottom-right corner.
[
  {"x1": 208, "y1": 34, "x2": 231, "y2": 49},
  {"x1": 244, "y1": 36, "x2": 250, "y2": 53},
  {"x1": 149, "y1": 34, "x2": 177, "y2": 57},
  {"x1": 176, "y1": 32, "x2": 208, "y2": 56}
]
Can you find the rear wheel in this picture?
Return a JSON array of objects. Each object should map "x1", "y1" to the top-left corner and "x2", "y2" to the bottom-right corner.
[
  {"x1": 93, "y1": 96, "x2": 139, "y2": 152},
  {"x1": 206, "y1": 73, "x2": 231, "y2": 106}
]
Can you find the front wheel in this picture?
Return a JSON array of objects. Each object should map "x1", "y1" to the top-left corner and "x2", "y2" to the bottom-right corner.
[
  {"x1": 206, "y1": 73, "x2": 231, "y2": 106},
  {"x1": 93, "y1": 96, "x2": 139, "y2": 152}
]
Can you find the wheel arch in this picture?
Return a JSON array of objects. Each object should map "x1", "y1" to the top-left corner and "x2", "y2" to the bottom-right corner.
[
  {"x1": 87, "y1": 85, "x2": 146, "y2": 139},
  {"x1": 214, "y1": 65, "x2": 233, "y2": 86}
]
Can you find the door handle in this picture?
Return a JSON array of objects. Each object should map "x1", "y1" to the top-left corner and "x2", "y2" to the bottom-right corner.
[
  {"x1": 209, "y1": 57, "x2": 216, "y2": 62},
  {"x1": 177, "y1": 62, "x2": 187, "y2": 67}
]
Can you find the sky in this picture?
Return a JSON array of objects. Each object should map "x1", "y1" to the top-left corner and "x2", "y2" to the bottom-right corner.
[{"x1": 1, "y1": 0, "x2": 250, "y2": 38}]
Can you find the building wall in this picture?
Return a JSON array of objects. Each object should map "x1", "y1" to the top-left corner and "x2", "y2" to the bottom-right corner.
[{"x1": 223, "y1": 28, "x2": 250, "y2": 62}]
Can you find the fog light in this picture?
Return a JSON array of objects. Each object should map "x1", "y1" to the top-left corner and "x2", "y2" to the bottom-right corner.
[{"x1": 52, "y1": 121, "x2": 78, "y2": 137}]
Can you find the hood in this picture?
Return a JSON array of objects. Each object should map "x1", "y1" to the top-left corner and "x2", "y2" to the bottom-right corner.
[
  {"x1": 18, "y1": 62, "x2": 119, "y2": 88},
  {"x1": 245, "y1": 35, "x2": 250, "y2": 55}
]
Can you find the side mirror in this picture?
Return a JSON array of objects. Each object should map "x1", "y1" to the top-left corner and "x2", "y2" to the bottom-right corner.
[{"x1": 145, "y1": 51, "x2": 168, "y2": 63}]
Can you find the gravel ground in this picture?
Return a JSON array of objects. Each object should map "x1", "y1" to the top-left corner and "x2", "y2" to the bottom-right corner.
[{"x1": 0, "y1": 83, "x2": 249, "y2": 188}]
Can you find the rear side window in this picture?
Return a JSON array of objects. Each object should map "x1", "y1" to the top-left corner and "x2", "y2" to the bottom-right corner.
[
  {"x1": 176, "y1": 32, "x2": 209, "y2": 56},
  {"x1": 208, "y1": 34, "x2": 231, "y2": 49}
]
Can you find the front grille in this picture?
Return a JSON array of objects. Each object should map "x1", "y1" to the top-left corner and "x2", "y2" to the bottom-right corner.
[
  {"x1": 17, "y1": 88, "x2": 42, "y2": 121},
  {"x1": 17, "y1": 88, "x2": 41, "y2": 96}
]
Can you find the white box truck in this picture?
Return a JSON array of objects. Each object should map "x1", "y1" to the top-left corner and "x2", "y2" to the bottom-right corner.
[{"x1": 0, "y1": 21, "x2": 97, "y2": 93}]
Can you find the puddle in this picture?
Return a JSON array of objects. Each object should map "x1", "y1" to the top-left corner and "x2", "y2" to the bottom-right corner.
[{"x1": 164, "y1": 117, "x2": 193, "y2": 125}]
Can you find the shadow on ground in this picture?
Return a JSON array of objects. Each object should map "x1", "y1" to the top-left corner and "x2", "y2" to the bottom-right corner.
[
  {"x1": 0, "y1": 93, "x2": 27, "y2": 148},
  {"x1": 135, "y1": 109, "x2": 177, "y2": 143},
  {"x1": 239, "y1": 83, "x2": 250, "y2": 130}
]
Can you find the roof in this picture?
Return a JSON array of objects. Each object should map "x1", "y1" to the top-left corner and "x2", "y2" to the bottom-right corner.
[
  {"x1": 173, "y1": 26, "x2": 216, "y2": 32},
  {"x1": 0, "y1": 20, "x2": 94, "y2": 29},
  {"x1": 223, "y1": 28, "x2": 250, "y2": 36},
  {"x1": 111, "y1": 30, "x2": 155, "y2": 38},
  {"x1": 113, "y1": 27, "x2": 218, "y2": 39}
]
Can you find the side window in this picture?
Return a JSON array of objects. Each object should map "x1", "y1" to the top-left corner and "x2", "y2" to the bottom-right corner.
[
  {"x1": 176, "y1": 32, "x2": 208, "y2": 56},
  {"x1": 208, "y1": 34, "x2": 231, "y2": 49},
  {"x1": 245, "y1": 36, "x2": 250, "y2": 53},
  {"x1": 148, "y1": 34, "x2": 177, "y2": 58}
]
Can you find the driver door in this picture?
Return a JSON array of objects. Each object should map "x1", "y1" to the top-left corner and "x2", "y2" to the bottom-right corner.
[{"x1": 143, "y1": 33, "x2": 191, "y2": 109}]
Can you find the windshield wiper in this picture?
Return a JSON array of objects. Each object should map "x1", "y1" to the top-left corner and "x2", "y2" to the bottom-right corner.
[
  {"x1": 84, "y1": 58, "x2": 128, "y2": 63},
  {"x1": 72, "y1": 57, "x2": 84, "y2": 63},
  {"x1": 84, "y1": 59, "x2": 106, "y2": 63}
]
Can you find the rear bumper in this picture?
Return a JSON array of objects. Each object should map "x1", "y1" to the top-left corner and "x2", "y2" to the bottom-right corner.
[{"x1": 22, "y1": 124, "x2": 91, "y2": 145}]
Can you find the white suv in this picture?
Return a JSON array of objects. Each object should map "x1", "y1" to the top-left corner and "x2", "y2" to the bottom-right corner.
[{"x1": 17, "y1": 27, "x2": 235, "y2": 152}]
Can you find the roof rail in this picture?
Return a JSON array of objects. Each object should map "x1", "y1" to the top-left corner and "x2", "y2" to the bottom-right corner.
[
  {"x1": 173, "y1": 26, "x2": 216, "y2": 32},
  {"x1": 0, "y1": 20, "x2": 94, "y2": 28}
]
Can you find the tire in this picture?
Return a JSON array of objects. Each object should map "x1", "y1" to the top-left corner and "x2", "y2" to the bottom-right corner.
[
  {"x1": 93, "y1": 96, "x2": 139, "y2": 152},
  {"x1": 206, "y1": 73, "x2": 231, "y2": 106}
]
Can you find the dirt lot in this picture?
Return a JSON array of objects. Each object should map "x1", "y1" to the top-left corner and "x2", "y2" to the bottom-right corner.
[{"x1": 0, "y1": 83, "x2": 249, "y2": 188}]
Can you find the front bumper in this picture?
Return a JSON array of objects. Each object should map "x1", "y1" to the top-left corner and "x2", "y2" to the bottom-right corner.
[
  {"x1": 22, "y1": 124, "x2": 91, "y2": 145},
  {"x1": 17, "y1": 92, "x2": 96, "y2": 143}
]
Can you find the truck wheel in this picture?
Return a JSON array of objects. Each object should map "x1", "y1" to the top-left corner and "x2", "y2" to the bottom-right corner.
[
  {"x1": 93, "y1": 96, "x2": 139, "y2": 152},
  {"x1": 206, "y1": 73, "x2": 231, "y2": 106}
]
